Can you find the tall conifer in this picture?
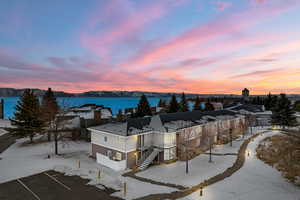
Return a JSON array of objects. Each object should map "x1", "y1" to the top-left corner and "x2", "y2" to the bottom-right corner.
[
  {"x1": 136, "y1": 94, "x2": 152, "y2": 117},
  {"x1": 10, "y1": 89, "x2": 44, "y2": 142},
  {"x1": 41, "y1": 88, "x2": 59, "y2": 141},
  {"x1": 168, "y1": 95, "x2": 180, "y2": 113},
  {"x1": 193, "y1": 96, "x2": 202, "y2": 111},
  {"x1": 179, "y1": 92, "x2": 189, "y2": 112}
]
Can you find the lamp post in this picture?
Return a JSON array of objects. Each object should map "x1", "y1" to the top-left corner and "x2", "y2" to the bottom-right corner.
[
  {"x1": 229, "y1": 128, "x2": 233, "y2": 147},
  {"x1": 209, "y1": 137, "x2": 212, "y2": 163}
]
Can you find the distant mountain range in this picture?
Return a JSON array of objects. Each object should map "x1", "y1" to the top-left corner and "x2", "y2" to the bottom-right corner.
[
  {"x1": 0, "y1": 88, "x2": 242, "y2": 98},
  {"x1": 1, "y1": 88, "x2": 299, "y2": 98}
]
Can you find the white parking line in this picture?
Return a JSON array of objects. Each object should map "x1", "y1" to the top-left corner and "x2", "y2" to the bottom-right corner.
[
  {"x1": 17, "y1": 179, "x2": 41, "y2": 200},
  {"x1": 44, "y1": 172, "x2": 71, "y2": 191}
]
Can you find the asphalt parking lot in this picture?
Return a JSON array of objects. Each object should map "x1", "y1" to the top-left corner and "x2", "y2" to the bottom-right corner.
[{"x1": 0, "y1": 170, "x2": 123, "y2": 200}]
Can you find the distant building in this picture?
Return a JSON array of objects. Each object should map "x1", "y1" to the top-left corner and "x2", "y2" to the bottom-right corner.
[
  {"x1": 211, "y1": 102, "x2": 223, "y2": 110},
  {"x1": 66, "y1": 104, "x2": 113, "y2": 120},
  {"x1": 0, "y1": 99, "x2": 3, "y2": 119},
  {"x1": 227, "y1": 104, "x2": 272, "y2": 127},
  {"x1": 242, "y1": 88, "x2": 250, "y2": 101},
  {"x1": 119, "y1": 106, "x2": 164, "y2": 118}
]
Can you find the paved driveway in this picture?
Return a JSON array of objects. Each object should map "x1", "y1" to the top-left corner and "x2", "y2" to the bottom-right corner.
[{"x1": 0, "y1": 171, "x2": 123, "y2": 200}]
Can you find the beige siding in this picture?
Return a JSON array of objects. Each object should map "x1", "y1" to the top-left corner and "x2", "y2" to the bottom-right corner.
[{"x1": 91, "y1": 131, "x2": 138, "y2": 152}]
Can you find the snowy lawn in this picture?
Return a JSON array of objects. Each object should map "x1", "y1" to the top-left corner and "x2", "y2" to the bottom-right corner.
[
  {"x1": 135, "y1": 131, "x2": 261, "y2": 187},
  {"x1": 0, "y1": 137, "x2": 177, "y2": 200},
  {"x1": 0, "y1": 119, "x2": 13, "y2": 128},
  {"x1": 0, "y1": 119, "x2": 12, "y2": 136},
  {"x1": 180, "y1": 130, "x2": 300, "y2": 200},
  {"x1": 0, "y1": 128, "x2": 7, "y2": 137},
  {"x1": 112, "y1": 176, "x2": 178, "y2": 200}
]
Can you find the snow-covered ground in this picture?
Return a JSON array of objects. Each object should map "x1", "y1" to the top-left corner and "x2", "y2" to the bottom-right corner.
[
  {"x1": 0, "y1": 119, "x2": 13, "y2": 128},
  {"x1": 112, "y1": 176, "x2": 177, "y2": 199},
  {"x1": 136, "y1": 142, "x2": 242, "y2": 187},
  {"x1": 0, "y1": 137, "x2": 176, "y2": 199},
  {"x1": 179, "y1": 130, "x2": 300, "y2": 200},
  {"x1": 135, "y1": 129, "x2": 267, "y2": 187},
  {"x1": 0, "y1": 119, "x2": 12, "y2": 136},
  {"x1": 0, "y1": 128, "x2": 7, "y2": 136}
]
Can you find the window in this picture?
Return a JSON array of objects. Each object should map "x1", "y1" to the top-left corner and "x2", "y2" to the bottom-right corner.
[
  {"x1": 115, "y1": 152, "x2": 122, "y2": 161},
  {"x1": 104, "y1": 136, "x2": 108, "y2": 142}
]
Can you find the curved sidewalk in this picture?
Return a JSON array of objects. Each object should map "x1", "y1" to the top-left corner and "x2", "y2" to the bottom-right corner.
[{"x1": 133, "y1": 132, "x2": 263, "y2": 200}]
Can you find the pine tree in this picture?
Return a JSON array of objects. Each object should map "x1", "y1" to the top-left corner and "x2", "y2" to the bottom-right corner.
[
  {"x1": 294, "y1": 100, "x2": 300, "y2": 112},
  {"x1": 264, "y1": 93, "x2": 273, "y2": 110},
  {"x1": 272, "y1": 94, "x2": 296, "y2": 128},
  {"x1": 10, "y1": 89, "x2": 44, "y2": 142},
  {"x1": 179, "y1": 92, "x2": 189, "y2": 112},
  {"x1": 41, "y1": 88, "x2": 59, "y2": 141},
  {"x1": 157, "y1": 99, "x2": 167, "y2": 108},
  {"x1": 168, "y1": 95, "x2": 180, "y2": 113},
  {"x1": 136, "y1": 94, "x2": 152, "y2": 117},
  {"x1": 193, "y1": 96, "x2": 202, "y2": 111},
  {"x1": 204, "y1": 100, "x2": 215, "y2": 111}
]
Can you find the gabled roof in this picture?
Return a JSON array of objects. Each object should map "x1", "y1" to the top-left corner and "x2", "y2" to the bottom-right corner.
[
  {"x1": 159, "y1": 110, "x2": 236, "y2": 124},
  {"x1": 89, "y1": 109, "x2": 239, "y2": 136}
]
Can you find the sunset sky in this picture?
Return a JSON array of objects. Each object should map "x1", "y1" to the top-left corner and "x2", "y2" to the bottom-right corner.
[{"x1": 0, "y1": 0, "x2": 300, "y2": 94}]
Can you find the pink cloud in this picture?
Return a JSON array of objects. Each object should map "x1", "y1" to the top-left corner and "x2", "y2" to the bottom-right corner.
[
  {"x1": 212, "y1": 1, "x2": 232, "y2": 11},
  {"x1": 81, "y1": 0, "x2": 187, "y2": 58},
  {"x1": 230, "y1": 68, "x2": 284, "y2": 79},
  {"x1": 124, "y1": 0, "x2": 299, "y2": 69},
  {"x1": 251, "y1": 0, "x2": 267, "y2": 4}
]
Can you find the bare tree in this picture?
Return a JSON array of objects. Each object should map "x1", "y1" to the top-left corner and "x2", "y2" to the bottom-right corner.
[
  {"x1": 49, "y1": 100, "x2": 72, "y2": 155},
  {"x1": 176, "y1": 121, "x2": 197, "y2": 174}
]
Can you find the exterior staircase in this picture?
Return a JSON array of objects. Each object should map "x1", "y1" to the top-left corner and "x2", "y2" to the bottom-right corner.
[{"x1": 138, "y1": 148, "x2": 161, "y2": 170}]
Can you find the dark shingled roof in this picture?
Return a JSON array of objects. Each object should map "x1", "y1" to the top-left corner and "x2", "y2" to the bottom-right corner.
[
  {"x1": 90, "y1": 109, "x2": 239, "y2": 136},
  {"x1": 223, "y1": 101, "x2": 241, "y2": 109},
  {"x1": 231, "y1": 104, "x2": 264, "y2": 113},
  {"x1": 159, "y1": 110, "x2": 236, "y2": 124},
  {"x1": 126, "y1": 117, "x2": 151, "y2": 133}
]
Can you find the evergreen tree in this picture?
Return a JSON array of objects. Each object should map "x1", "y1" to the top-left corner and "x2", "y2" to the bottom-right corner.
[
  {"x1": 136, "y1": 94, "x2": 152, "y2": 117},
  {"x1": 10, "y1": 89, "x2": 44, "y2": 142},
  {"x1": 116, "y1": 109, "x2": 124, "y2": 121},
  {"x1": 264, "y1": 93, "x2": 273, "y2": 110},
  {"x1": 179, "y1": 92, "x2": 189, "y2": 112},
  {"x1": 204, "y1": 100, "x2": 215, "y2": 111},
  {"x1": 193, "y1": 96, "x2": 202, "y2": 111},
  {"x1": 294, "y1": 100, "x2": 300, "y2": 112},
  {"x1": 41, "y1": 88, "x2": 59, "y2": 141},
  {"x1": 157, "y1": 99, "x2": 167, "y2": 108},
  {"x1": 168, "y1": 95, "x2": 180, "y2": 113},
  {"x1": 272, "y1": 94, "x2": 296, "y2": 127}
]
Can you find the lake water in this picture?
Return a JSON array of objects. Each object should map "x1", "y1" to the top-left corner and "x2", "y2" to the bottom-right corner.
[{"x1": 0, "y1": 97, "x2": 169, "y2": 119}]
